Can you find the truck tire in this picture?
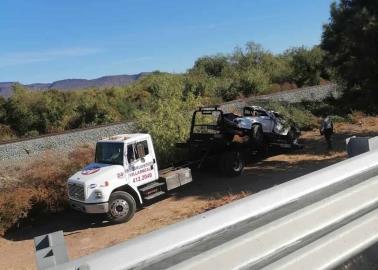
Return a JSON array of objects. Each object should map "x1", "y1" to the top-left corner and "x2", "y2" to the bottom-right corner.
[
  {"x1": 219, "y1": 151, "x2": 245, "y2": 177},
  {"x1": 107, "y1": 191, "x2": 136, "y2": 223},
  {"x1": 251, "y1": 125, "x2": 264, "y2": 148}
]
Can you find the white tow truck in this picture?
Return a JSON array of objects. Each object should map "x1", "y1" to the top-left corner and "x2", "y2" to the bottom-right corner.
[{"x1": 67, "y1": 133, "x2": 192, "y2": 223}]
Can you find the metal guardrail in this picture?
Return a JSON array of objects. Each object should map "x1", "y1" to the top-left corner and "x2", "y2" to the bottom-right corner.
[
  {"x1": 262, "y1": 209, "x2": 378, "y2": 270},
  {"x1": 168, "y1": 175, "x2": 378, "y2": 270},
  {"x1": 36, "y1": 137, "x2": 378, "y2": 270}
]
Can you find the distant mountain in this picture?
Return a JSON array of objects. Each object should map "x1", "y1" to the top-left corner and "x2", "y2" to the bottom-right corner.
[
  {"x1": 0, "y1": 73, "x2": 148, "y2": 98},
  {"x1": 0, "y1": 82, "x2": 16, "y2": 98}
]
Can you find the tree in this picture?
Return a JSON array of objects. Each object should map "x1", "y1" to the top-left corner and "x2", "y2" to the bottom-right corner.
[
  {"x1": 284, "y1": 46, "x2": 326, "y2": 87},
  {"x1": 239, "y1": 68, "x2": 270, "y2": 96},
  {"x1": 191, "y1": 55, "x2": 230, "y2": 77},
  {"x1": 134, "y1": 73, "x2": 201, "y2": 165},
  {"x1": 0, "y1": 96, "x2": 6, "y2": 123},
  {"x1": 322, "y1": 0, "x2": 378, "y2": 98},
  {"x1": 5, "y1": 84, "x2": 36, "y2": 135}
]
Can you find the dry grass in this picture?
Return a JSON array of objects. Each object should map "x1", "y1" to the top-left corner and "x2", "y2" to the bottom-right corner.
[
  {"x1": 202, "y1": 192, "x2": 251, "y2": 211},
  {"x1": 0, "y1": 145, "x2": 94, "y2": 235},
  {"x1": 0, "y1": 143, "x2": 250, "y2": 236},
  {"x1": 0, "y1": 124, "x2": 17, "y2": 142},
  {"x1": 349, "y1": 111, "x2": 367, "y2": 124}
]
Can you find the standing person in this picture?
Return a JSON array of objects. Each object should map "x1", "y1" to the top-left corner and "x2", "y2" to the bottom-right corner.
[{"x1": 320, "y1": 114, "x2": 334, "y2": 150}]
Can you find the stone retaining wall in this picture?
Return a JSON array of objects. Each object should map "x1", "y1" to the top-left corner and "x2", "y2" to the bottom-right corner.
[
  {"x1": 220, "y1": 83, "x2": 338, "y2": 113},
  {"x1": 0, "y1": 123, "x2": 135, "y2": 162}
]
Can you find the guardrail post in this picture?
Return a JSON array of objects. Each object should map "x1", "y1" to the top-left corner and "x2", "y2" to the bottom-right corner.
[
  {"x1": 34, "y1": 230, "x2": 69, "y2": 270},
  {"x1": 346, "y1": 136, "x2": 378, "y2": 157}
]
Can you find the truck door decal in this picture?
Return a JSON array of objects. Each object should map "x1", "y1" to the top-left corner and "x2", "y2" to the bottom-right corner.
[
  {"x1": 126, "y1": 140, "x2": 156, "y2": 184},
  {"x1": 127, "y1": 161, "x2": 155, "y2": 183}
]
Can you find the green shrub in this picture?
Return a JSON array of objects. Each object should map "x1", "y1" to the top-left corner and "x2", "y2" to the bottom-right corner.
[
  {"x1": 134, "y1": 74, "x2": 202, "y2": 166},
  {"x1": 24, "y1": 130, "x2": 39, "y2": 137},
  {"x1": 135, "y1": 96, "x2": 201, "y2": 166},
  {"x1": 220, "y1": 83, "x2": 240, "y2": 102},
  {"x1": 283, "y1": 46, "x2": 327, "y2": 87},
  {"x1": 190, "y1": 55, "x2": 230, "y2": 77},
  {"x1": 331, "y1": 115, "x2": 349, "y2": 123},
  {"x1": 239, "y1": 68, "x2": 270, "y2": 96}
]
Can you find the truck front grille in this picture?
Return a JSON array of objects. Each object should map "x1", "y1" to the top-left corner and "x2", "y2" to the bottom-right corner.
[{"x1": 68, "y1": 183, "x2": 85, "y2": 201}]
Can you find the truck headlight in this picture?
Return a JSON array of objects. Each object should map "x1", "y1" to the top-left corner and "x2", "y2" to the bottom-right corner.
[{"x1": 95, "y1": 191, "x2": 103, "y2": 199}]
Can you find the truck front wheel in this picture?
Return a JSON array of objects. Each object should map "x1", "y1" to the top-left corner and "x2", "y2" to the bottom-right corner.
[{"x1": 107, "y1": 191, "x2": 136, "y2": 223}]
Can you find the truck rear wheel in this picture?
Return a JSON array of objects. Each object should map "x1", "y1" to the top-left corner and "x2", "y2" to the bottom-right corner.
[
  {"x1": 219, "y1": 151, "x2": 245, "y2": 177},
  {"x1": 107, "y1": 191, "x2": 136, "y2": 223}
]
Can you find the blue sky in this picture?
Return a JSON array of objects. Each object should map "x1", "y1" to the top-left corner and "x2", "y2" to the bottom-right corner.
[{"x1": 0, "y1": 0, "x2": 334, "y2": 84}]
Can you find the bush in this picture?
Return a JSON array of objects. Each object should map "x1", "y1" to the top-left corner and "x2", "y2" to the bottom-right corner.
[
  {"x1": 283, "y1": 46, "x2": 327, "y2": 87},
  {"x1": 0, "y1": 187, "x2": 36, "y2": 234},
  {"x1": 0, "y1": 146, "x2": 94, "y2": 235},
  {"x1": 135, "y1": 96, "x2": 201, "y2": 166},
  {"x1": 239, "y1": 68, "x2": 270, "y2": 96},
  {"x1": 0, "y1": 124, "x2": 16, "y2": 141},
  {"x1": 190, "y1": 55, "x2": 230, "y2": 77},
  {"x1": 134, "y1": 74, "x2": 202, "y2": 166},
  {"x1": 24, "y1": 130, "x2": 39, "y2": 137},
  {"x1": 220, "y1": 83, "x2": 240, "y2": 102}
]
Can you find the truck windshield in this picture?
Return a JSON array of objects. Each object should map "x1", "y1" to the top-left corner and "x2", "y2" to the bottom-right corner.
[{"x1": 95, "y1": 142, "x2": 124, "y2": 165}]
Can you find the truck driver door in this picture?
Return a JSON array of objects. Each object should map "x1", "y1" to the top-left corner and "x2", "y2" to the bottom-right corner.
[{"x1": 126, "y1": 140, "x2": 158, "y2": 186}]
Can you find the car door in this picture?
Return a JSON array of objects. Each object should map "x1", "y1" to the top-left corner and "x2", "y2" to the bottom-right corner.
[
  {"x1": 126, "y1": 140, "x2": 158, "y2": 186},
  {"x1": 256, "y1": 110, "x2": 274, "y2": 133}
]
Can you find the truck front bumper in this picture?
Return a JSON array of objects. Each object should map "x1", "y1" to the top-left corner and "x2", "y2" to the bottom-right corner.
[{"x1": 69, "y1": 199, "x2": 109, "y2": 214}]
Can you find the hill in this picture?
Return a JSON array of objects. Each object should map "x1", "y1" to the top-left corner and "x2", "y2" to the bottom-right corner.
[{"x1": 0, "y1": 73, "x2": 148, "y2": 98}]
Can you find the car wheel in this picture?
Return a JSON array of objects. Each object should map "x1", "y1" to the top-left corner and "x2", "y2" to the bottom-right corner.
[
  {"x1": 251, "y1": 125, "x2": 264, "y2": 148},
  {"x1": 287, "y1": 128, "x2": 298, "y2": 145}
]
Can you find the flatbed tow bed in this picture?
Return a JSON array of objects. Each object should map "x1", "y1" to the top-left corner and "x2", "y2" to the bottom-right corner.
[{"x1": 178, "y1": 106, "x2": 303, "y2": 176}]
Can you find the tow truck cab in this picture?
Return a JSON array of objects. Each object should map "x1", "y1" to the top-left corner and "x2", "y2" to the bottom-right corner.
[{"x1": 67, "y1": 133, "x2": 192, "y2": 223}]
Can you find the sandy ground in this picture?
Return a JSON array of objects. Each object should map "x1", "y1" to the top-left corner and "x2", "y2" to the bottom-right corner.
[{"x1": 1, "y1": 117, "x2": 378, "y2": 270}]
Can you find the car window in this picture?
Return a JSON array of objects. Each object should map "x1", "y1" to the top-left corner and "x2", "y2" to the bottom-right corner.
[
  {"x1": 243, "y1": 108, "x2": 254, "y2": 116},
  {"x1": 256, "y1": 110, "x2": 268, "y2": 117}
]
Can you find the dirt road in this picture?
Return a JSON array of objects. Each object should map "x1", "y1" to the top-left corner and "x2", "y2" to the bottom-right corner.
[{"x1": 1, "y1": 118, "x2": 377, "y2": 270}]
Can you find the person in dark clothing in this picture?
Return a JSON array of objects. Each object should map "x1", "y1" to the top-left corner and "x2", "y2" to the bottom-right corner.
[{"x1": 320, "y1": 114, "x2": 334, "y2": 150}]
